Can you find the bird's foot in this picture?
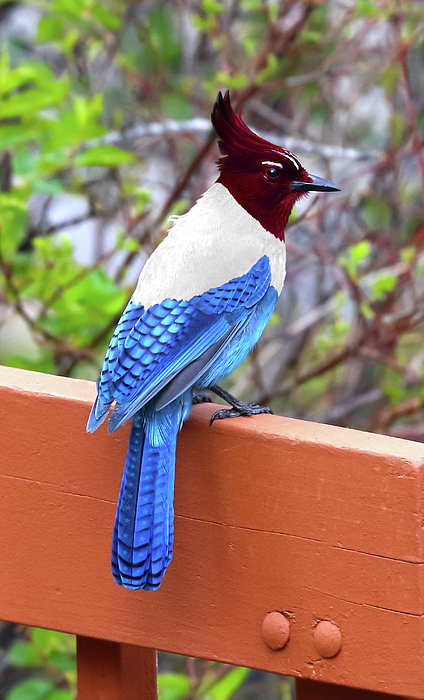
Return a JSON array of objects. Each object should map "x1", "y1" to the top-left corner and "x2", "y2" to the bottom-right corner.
[
  {"x1": 210, "y1": 402, "x2": 272, "y2": 425},
  {"x1": 209, "y1": 385, "x2": 272, "y2": 426},
  {"x1": 192, "y1": 390, "x2": 212, "y2": 405}
]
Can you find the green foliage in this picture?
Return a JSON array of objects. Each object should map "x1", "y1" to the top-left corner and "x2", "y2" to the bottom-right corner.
[
  {"x1": 316, "y1": 319, "x2": 350, "y2": 354},
  {"x1": 158, "y1": 673, "x2": 189, "y2": 700},
  {"x1": 370, "y1": 270, "x2": 398, "y2": 301},
  {"x1": 6, "y1": 628, "x2": 76, "y2": 700},
  {"x1": 360, "y1": 196, "x2": 391, "y2": 231},
  {"x1": 6, "y1": 678, "x2": 55, "y2": 700},
  {"x1": 75, "y1": 144, "x2": 136, "y2": 166},
  {"x1": 207, "y1": 666, "x2": 250, "y2": 699},
  {"x1": 338, "y1": 241, "x2": 371, "y2": 279},
  {"x1": 158, "y1": 664, "x2": 249, "y2": 700}
]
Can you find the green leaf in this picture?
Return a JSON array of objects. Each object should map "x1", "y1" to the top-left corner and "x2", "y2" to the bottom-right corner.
[
  {"x1": 389, "y1": 112, "x2": 406, "y2": 148},
  {"x1": 301, "y1": 30, "x2": 322, "y2": 44},
  {"x1": 38, "y1": 148, "x2": 69, "y2": 174},
  {"x1": 33, "y1": 179, "x2": 64, "y2": 195},
  {"x1": 135, "y1": 188, "x2": 152, "y2": 215},
  {"x1": 353, "y1": 0, "x2": 379, "y2": 17},
  {"x1": 44, "y1": 691, "x2": 75, "y2": 700},
  {"x1": 203, "y1": 0, "x2": 226, "y2": 14},
  {"x1": 418, "y1": 108, "x2": 424, "y2": 134},
  {"x1": 116, "y1": 232, "x2": 139, "y2": 252},
  {"x1": 215, "y1": 72, "x2": 248, "y2": 90},
  {"x1": 31, "y1": 628, "x2": 70, "y2": 654},
  {"x1": 148, "y1": 8, "x2": 180, "y2": 66},
  {"x1": 380, "y1": 64, "x2": 401, "y2": 98},
  {"x1": 382, "y1": 368, "x2": 404, "y2": 404},
  {"x1": 48, "y1": 650, "x2": 77, "y2": 673},
  {"x1": 0, "y1": 84, "x2": 69, "y2": 118},
  {"x1": 13, "y1": 147, "x2": 38, "y2": 176},
  {"x1": 0, "y1": 62, "x2": 56, "y2": 95},
  {"x1": 279, "y1": 680, "x2": 293, "y2": 700},
  {"x1": 168, "y1": 198, "x2": 188, "y2": 218},
  {"x1": 208, "y1": 666, "x2": 250, "y2": 700},
  {"x1": 0, "y1": 193, "x2": 28, "y2": 213},
  {"x1": 361, "y1": 196, "x2": 391, "y2": 231},
  {"x1": 191, "y1": 15, "x2": 211, "y2": 31},
  {"x1": 92, "y1": 6, "x2": 121, "y2": 31},
  {"x1": 75, "y1": 145, "x2": 135, "y2": 166},
  {"x1": 8, "y1": 640, "x2": 43, "y2": 668},
  {"x1": 287, "y1": 208, "x2": 297, "y2": 225},
  {"x1": 160, "y1": 94, "x2": 192, "y2": 120},
  {"x1": 37, "y1": 17, "x2": 64, "y2": 42},
  {"x1": 50, "y1": 0, "x2": 87, "y2": 18},
  {"x1": 0, "y1": 206, "x2": 28, "y2": 260},
  {"x1": 338, "y1": 240, "x2": 371, "y2": 278},
  {"x1": 5, "y1": 678, "x2": 55, "y2": 700},
  {"x1": 371, "y1": 271, "x2": 398, "y2": 301},
  {"x1": 317, "y1": 319, "x2": 350, "y2": 353},
  {"x1": 268, "y1": 0, "x2": 279, "y2": 21},
  {"x1": 256, "y1": 53, "x2": 279, "y2": 85},
  {"x1": 400, "y1": 246, "x2": 415, "y2": 263},
  {"x1": 0, "y1": 125, "x2": 41, "y2": 150},
  {"x1": 352, "y1": 240, "x2": 372, "y2": 262},
  {"x1": 360, "y1": 301, "x2": 374, "y2": 320},
  {"x1": 157, "y1": 673, "x2": 189, "y2": 700}
]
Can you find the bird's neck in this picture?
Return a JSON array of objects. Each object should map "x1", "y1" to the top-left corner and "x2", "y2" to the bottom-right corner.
[{"x1": 217, "y1": 176, "x2": 297, "y2": 241}]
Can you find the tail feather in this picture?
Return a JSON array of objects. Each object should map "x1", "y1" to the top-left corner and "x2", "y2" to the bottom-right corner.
[
  {"x1": 86, "y1": 385, "x2": 111, "y2": 433},
  {"x1": 111, "y1": 398, "x2": 188, "y2": 590}
]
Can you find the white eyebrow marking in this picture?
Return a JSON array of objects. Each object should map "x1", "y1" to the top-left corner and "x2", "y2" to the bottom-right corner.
[
  {"x1": 284, "y1": 154, "x2": 301, "y2": 170},
  {"x1": 271, "y1": 149, "x2": 303, "y2": 170},
  {"x1": 262, "y1": 161, "x2": 283, "y2": 169}
]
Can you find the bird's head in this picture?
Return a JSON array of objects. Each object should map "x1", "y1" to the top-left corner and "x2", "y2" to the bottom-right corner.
[{"x1": 211, "y1": 91, "x2": 339, "y2": 240}]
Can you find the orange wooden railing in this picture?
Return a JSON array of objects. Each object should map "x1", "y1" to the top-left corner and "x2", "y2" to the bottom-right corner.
[{"x1": 1, "y1": 364, "x2": 424, "y2": 700}]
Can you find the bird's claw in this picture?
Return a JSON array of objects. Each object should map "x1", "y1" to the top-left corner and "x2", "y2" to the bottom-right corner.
[{"x1": 210, "y1": 403, "x2": 273, "y2": 425}]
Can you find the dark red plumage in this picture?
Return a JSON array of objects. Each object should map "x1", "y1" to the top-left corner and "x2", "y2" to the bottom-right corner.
[
  {"x1": 211, "y1": 91, "x2": 312, "y2": 240},
  {"x1": 212, "y1": 91, "x2": 302, "y2": 168}
]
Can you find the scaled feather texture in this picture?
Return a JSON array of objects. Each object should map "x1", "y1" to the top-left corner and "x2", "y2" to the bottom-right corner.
[{"x1": 88, "y1": 91, "x2": 339, "y2": 590}]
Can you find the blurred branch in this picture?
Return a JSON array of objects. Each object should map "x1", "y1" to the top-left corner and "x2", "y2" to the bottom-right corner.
[
  {"x1": 312, "y1": 388, "x2": 384, "y2": 424},
  {"x1": 87, "y1": 117, "x2": 379, "y2": 161},
  {"x1": 368, "y1": 394, "x2": 424, "y2": 432},
  {"x1": 398, "y1": 40, "x2": 424, "y2": 211}
]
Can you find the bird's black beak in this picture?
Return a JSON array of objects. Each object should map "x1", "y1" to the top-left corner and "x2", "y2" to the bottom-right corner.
[{"x1": 290, "y1": 174, "x2": 340, "y2": 193}]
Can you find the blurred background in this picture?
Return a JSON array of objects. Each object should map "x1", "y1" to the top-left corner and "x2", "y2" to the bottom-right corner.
[{"x1": 0, "y1": 0, "x2": 423, "y2": 698}]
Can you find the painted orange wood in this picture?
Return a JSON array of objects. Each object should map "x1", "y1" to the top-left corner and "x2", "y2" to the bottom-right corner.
[
  {"x1": 77, "y1": 637, "x2": 157, "y2": 700},
  {"x1": 1, "y1": 365, "x2": 424, "y2": 696},
  {"x1": 296, "y1": 679, "x2": 405, "y2": 700}
]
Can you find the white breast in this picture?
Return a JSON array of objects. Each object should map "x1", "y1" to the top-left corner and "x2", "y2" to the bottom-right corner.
[{"x1": 133, "y1": 183, "x2": 286, "y2": 308}]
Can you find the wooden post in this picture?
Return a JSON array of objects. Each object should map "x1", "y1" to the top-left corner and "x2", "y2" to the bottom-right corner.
[{"x1": 77, "y1": 636, "x2": 157, "y2": 700}]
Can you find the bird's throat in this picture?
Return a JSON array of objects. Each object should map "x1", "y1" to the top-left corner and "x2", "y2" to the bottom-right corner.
[{"x1": 218, "y1": 177, "x2": 298, "y2": 241}]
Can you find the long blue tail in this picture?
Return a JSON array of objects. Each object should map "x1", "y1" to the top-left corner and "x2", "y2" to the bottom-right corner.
[{"x1": 111, "y1": 397, "x2": 190, "y2": 590}]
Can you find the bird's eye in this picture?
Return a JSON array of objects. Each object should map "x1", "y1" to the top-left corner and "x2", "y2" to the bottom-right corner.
[{"x1": 265, "y1": 167, "x2": 280, "y2": 179}]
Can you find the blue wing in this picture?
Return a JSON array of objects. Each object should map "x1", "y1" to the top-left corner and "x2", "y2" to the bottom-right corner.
[{"x1": 87, "y1": 255, "x2": 272, "y2": 433}]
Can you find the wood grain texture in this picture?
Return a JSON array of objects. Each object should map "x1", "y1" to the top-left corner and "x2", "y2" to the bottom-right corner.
[
  {"x1": 1, "y1": 365, "x2": 424, "y2": 697},
  {"x1": 77, "y1": 637, "x2": 157, "y2": 700}
]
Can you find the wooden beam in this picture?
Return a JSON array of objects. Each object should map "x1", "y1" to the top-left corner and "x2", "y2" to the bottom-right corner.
[{"x1": 1, "y1": 365, "x2": 424, "y2": 697}]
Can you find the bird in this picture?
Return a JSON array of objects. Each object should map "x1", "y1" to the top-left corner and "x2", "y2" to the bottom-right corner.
[{"x1": 87, "y1": 91, "x2": 340, "y2": 591}]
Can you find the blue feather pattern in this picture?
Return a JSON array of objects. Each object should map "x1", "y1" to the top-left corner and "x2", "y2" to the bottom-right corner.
[
  {"x1": 111, "y1": 395, "x2": 191, "y2": 590},
  {"x1": 88, "y1": 254, "x2": 278, "y2": 589}
]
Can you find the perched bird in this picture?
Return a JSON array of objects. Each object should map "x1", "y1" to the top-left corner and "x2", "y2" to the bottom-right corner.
[{"x1": 87, "y1": 91, "x2": 339, "y2": 590}]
